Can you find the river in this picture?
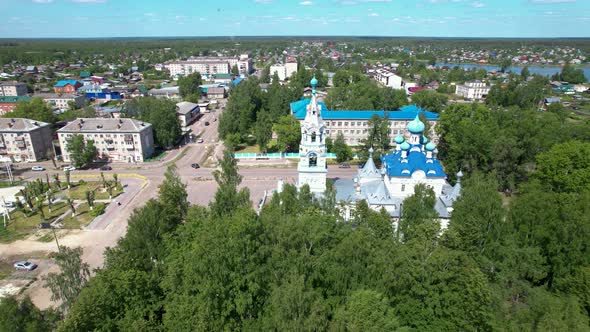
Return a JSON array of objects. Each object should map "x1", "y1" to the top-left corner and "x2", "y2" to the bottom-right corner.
[{"x1": 435, "y1": 63, "x2": 590, "y2": 81}]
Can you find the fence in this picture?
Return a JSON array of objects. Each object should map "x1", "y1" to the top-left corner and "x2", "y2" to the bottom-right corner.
[{"x1": 234, "y1": 152, "x2": 337, "y2": 159}]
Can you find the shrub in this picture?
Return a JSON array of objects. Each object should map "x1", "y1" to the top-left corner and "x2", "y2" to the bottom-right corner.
[{"x1": 89, "y1": 203, "x2": 106, "y2": 217}]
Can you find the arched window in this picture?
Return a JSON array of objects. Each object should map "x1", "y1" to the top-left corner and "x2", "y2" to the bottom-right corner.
[
  {"x1": 309, "y1": 152, "x2": 317, "y2": 167},
  {"x1": 311, "y1": 132, "x2": 316, "y2": 143}
]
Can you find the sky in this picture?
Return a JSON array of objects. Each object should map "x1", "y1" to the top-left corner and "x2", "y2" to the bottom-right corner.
[{"x1": 1, "y1": 0, "x2": 589, "y2": 38}]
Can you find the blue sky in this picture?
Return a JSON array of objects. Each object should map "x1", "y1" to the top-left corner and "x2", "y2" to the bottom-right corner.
[{"x1": 1, "y1": 0, "x2": 589, "y2": 38}]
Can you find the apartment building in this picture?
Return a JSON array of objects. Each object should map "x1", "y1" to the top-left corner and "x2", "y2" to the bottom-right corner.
[
  {"x1": 58, "y1": 118, "x2": 155, "y2": 163},
  {"x1": 374, "y1": 69, "x2": 405, "y2": 90},
  {"x1": 291, "y1": 99, "x2": 439, "y2": 146},
  {"x1": 33, "y1": 93, "x2": 85, "y2": 110},
  {"x1": 455, "y1": 81, "x2": 491, "y2": 100},
  {"x1": 175, "y1": 102, "x2": 200, "y2": 128},
  {"x1": 0, "y1": 81, "x2": 28, "y2": 96},
  {"x1": 0, "y1": 118, "x2": 53, "y2": 162},
  {"x1": 165, "y1": 56, "x2": 252, "y2": 77}
]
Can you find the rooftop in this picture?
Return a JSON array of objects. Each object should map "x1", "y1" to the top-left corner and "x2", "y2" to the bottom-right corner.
[
  {"x1": 54, "y1": 80, "x2": 80, "y2": 87},
  {"x1": 0, "y1": 118, "x2": 50, "y2": 132},
  {"x1": 290, "y1": 99, "x2": 439, "y2": 121},
  {"x1": 0, "y1": 81, "x2": 26, "y2": 87},
  {"x1": 58, "y1": 118, "x2": 151, "y2": 133},
  {"x1": 33, "y1": 93, "x2": 78, "y2": 99},
  {"x1": 0, "y1": 96, "x2": 32, "y2": 103},
  {"x1": 176, "y1": 102, "x2": 199, "y2": 115}
]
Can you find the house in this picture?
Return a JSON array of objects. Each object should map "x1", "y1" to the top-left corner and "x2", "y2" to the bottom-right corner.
[
  {"x1": 212, "y1": 73, "x2": 232, "y2": 84},
  {"x1": 148, "y1": 87, "x2": 180, "y2": 100},
  {"x1": 0, "y1": 81, "x2": 28, "y2": 96},
  {"x1": 0, "y1": 96, "x2": 32, "y2": 115},
  {"x1": 0, "y1": 118, "x2": 53, "y2": 162},
  {"x1": 79, "y1": 71, "x2": 92, "y2": 79},
  {"x1": 33, "y1": 93, "x2": 85, "y2": 110},
  {"x1": 175, "y1": 102, "x2": 200, "y2": 128},
  {"x1": 58, "y1": 118, "x2": 155, "y2": 163},
  {"x1": 54, "y1": 80, "x2": 83, "y2": 94},
  {"x1": 130, "y1": 86, "x2": 148, "y2": 98},
  {"x1": 206, "y1": 86, "x2": 226, "y2": 99}
]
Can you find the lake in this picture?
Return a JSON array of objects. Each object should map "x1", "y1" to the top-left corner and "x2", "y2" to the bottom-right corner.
[{"x1": 435, "y1": 63, "x2": 590, "y2": 81}]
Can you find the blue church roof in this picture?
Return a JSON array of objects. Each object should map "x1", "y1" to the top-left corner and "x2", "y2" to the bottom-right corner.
[
  {"x1": 382, "y1": 147, "x2": 446, "y2": 178},
  {"x1": 290, "y1": 99, "x2": 439, "y2": 121}
]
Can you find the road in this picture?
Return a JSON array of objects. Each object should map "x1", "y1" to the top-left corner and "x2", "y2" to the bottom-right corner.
[{"x1": 0, "y1": 104, "x2": 358, "y2": 309}]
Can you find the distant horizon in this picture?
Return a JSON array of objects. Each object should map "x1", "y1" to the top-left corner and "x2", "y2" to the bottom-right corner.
[{"x1": 2, "y1": 0, "x2": 590, "y2": 39}]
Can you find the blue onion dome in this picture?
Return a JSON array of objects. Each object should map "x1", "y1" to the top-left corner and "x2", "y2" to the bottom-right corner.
[
  {"x1": 425, "y1": 141, "x2": 436, "y2": 151},
  {"x1": 407, "y1": 114, "x2": 425, "y2": 134},
  {"x1": 394, "y1": 134, "x2": 405, "y2": 144},
  {"x1": 400, "y1": 141, "x2": 410, "y2": 150},
  {"x1": 310, "y1": 77, "x2": 318, "y2": 87},
  {"x1": 422, "y1": 135, "x2": 428, "y2": 144}
]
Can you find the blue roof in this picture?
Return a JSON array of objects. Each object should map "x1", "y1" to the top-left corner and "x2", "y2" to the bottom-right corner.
[
  {"x1": 54, "y1": 80, "x2": 79, "y2": 87},
  {"x1": 290, "y1": 99, "x2": 438, "y2": 121},
  {"x1": 382, "y1": 147, "x2": 446, "y2": 178},
  {"x1": 233, "y1": 77, "x2": 244, "y2": 86}
]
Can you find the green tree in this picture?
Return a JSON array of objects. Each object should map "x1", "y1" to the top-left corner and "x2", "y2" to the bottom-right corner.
[
  {"x1": 65, "y1": 134, "x2": 97, "y2": 168},
  {"x1": 333, "y1": 132, "x2": 352, "y2": 162},
  {"x1": 521, "y1": 66, "x2": 530, "y2": 79},
  {"x1": 0, "y1": 296, "x2": 58, "y2": 332},
  {"x1": 124, "y1": 97, "x2": 181, "y2": 147},
  {"x1": 534, "y1": 141, "x2": 590, "y2": 193},
  {"x1": 158, "y1": 164, "x2": 188, "y2": 220},
  {"x1": 5, "y1": 97, "x2": 56, "y2": 123},
  {"x1": 410, "y1": 90, "x2": 448, "y2": 113},
  {"x1": 332, "y1": 290, "x2": 405, "y2": 332},
  {"x1": 210, "y1": 150, "x2": 250, "y2": 218},
  {"x1": 559, "y1": 63, "x2": 587, "y2": 84},
  {"x1": 231, "y1": 64, "x2": 239, "y2": 76},
  {"x1": 399, "y1": 184, "x2": 439, "y2": 242},
  {"x1": 255, "y1": 110, "x2": 273, "y2": 152},
  {"x1": 43, "y1": 246, "x2": 91, "y2": 313},
  {"x1": 273, "y1": 115, "x2": 301, "y2": 152},
  {"x1": 178, "y1": 72, "x2": 202, "y2": 98}
]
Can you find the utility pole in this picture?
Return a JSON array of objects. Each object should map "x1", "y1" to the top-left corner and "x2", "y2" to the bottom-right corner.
[{"x1": 51, "y1": 227, "x2": 61, "y2": 252}]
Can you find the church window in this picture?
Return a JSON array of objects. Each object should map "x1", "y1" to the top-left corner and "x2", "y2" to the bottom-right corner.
[
  {"x1": 338, "y1": 122, "x2": 342, "y2": 126},
  {"x1": 311, "y1": 132, "x2": 316, "y2": 142},
  {"x1": 309, "y1": 153, "x2": 317, "y2": 167},
  {"x1": 401, "y1": 184, "x2": 405, "y2": 192},
  {"x1": 394, "y1": 121, "x2": 398, "y2": 126},
  {"x1": 344, "y1": 122, "x2": 349, "y2": 126}
]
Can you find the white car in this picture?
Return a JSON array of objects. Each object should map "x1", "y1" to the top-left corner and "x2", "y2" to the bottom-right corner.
[
  {"x1": 63, "y1": 165, "x2": 76, "y2": 171},
  {"x1": 14, "y1": 261, "x2": 37, "y2": 271},
  {"x1": 31, "y1": 166, "x2": 45, "y2": 171},
  {"x1": 197, "y1": 138, "x2": 204, "y2": 143}
]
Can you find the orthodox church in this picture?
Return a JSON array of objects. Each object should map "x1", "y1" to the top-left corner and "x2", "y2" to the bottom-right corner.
[{"x1": 296, "y1": 78, "x2": 461, "y2": 226}]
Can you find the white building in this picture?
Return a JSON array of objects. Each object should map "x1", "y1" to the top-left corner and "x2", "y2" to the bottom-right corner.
[
  {"x1": 374, "y1": 69, "x2": 405, "y2": 90},
  {"x1": 455, "y1": 81, "x2": 491, "y2": 100},
  {"x1": 297, "y1": 77, "x2": 327, "y2": 194},
  {"x1": 0, "y1": 81, "x2": 28, "y2": 97},
  {"x1": 0, "y1": 118, "x2": 53, "y2": 162},
  {"x1": 58, "y1": 118, "x2": 155, "y2": 163},
  {"x1": 33, "y1": 93, "x2": 85, "y2": 110},
  {"x1": 270, "y1": 56, "x2": 298, "y2": 81},
  {"x1": 175, "y1": 102, "x2": 200, "y2": 128},
  {"x1": 165, "y1": 56, "x2": 252, "y2": 77}
]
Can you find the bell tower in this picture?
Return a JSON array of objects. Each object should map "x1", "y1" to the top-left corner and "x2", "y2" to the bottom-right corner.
[{"x1": 297, "y1": 77, "x2": 327, "y2": 194}]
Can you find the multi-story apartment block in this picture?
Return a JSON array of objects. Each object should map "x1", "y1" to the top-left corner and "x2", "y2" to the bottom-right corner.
[
  {"x1": 374, "y1": 69, "x2": 405, "y2": 90},
  {"x1": 165, "y1": 56, "x2": 252, "y2": 77},
  {"x1": 58, "y1": 118, "x2": 155, "y2": 163},
  {"x1": 33, "y1": 93, "x2": 85, "y2": 110},
  {"x1": 291, "y1": 100, "x2": 439, "y2": 146},
  {"x1": 455, "y1": 81, "x2": 491, "y2": 100},
  {"x1": 0, "y1": 118, "x2": 53, "y2": 162},
  {"x1": 0, "y1": 81, "x2": 28, "y2": 96}
]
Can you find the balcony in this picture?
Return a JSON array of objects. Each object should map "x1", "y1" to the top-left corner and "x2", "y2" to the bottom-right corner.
[{"x1": 16, "y1": 142, "x2": 26, "y2": 149}]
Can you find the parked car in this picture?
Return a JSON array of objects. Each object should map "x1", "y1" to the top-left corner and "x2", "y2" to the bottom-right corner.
[
  {"x1": 204, "y1": 121, "x2": 210, "y2": 126},
  {"x1": 191, "y1": 163, "x2": 200, "y2": 169},
  {"x1": 31, "y1": 166, "x2": 45, "y2": 171},
  {"x1": 63, "y1": 165, "x2": 76, "y2": 171},
  {"x1": 338, "y1": 164, "x2": 351, "y2": 168},
  {"x1": 100, "y1": 165, "x2": 112, "y2": 171},
  {"x1": 197, "y1": 138, "x2": 204, "y2": 143},
  {"x1": 3, "y1": 201, "x2": 15, "y2": 208},
  {"x1": 14, "y1": 261, "x2": 37, "y2": 271}
]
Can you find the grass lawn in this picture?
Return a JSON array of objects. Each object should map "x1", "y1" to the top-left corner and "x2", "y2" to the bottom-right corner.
[
  {"x1": 61, "y1": 203, "x2": 95, "y2": 229},
  {"x1": 0, "y1": 202, "x2": 68, "y2": 243},
  {"x1": 66, "y1": 181, "x2": 122, "y2": 200},
  {"x1": 235, "y1": 139, "x2": 279, "y2": 154}
]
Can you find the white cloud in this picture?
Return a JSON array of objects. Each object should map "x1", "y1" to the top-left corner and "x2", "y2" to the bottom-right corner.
[
  {"x1": 530, "y1": 0, "x2": 575, "y2": 3},
  {"x1": 299, "y1": 1, "x2": 313, "y2": 5},
  {"x1": 32, "y1": 0, "x2": 54, "y2": 3},
  {"x1": 471, "y1": 1, "x2": 485, "y2": 7},
  {"x1": 368, "y1": 12, "x2": 379, "y2": 16}
]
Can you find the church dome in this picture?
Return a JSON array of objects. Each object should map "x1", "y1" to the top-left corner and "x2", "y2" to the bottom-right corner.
[
  {"x1": 425, "y1": 141, "x2": 436, "y2": 151},
  {"x1": 407, "y1": 114, "x2": 425, "y2": 134},
  {"x1": 394, "y1": 134, "x2": 405, "y2": 144},
  {"x1": 401, "y1": 141, "x2": 410, "y2": 150},
  {"x1": 310, "y1": 77, "x2": 318, "y2": 87},
  {"x1": 422, "y1": 135, "x2": 428, "y2": 144}
]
